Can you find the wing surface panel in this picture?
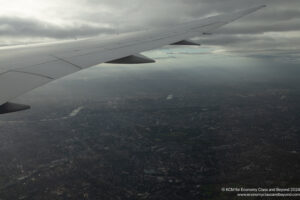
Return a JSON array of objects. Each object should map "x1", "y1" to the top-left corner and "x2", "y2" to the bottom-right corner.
[{"x1": 0, "y1": 5, "x2": 266, "y2": 109}]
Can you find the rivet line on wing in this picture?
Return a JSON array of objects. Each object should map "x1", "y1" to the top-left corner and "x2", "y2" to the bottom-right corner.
[
  {"x1": 51, "y1": 55, "x2": 83, "y2": 70},
  {"x1": 10, "y1": 70, "x2": 54, "y2": 80}
]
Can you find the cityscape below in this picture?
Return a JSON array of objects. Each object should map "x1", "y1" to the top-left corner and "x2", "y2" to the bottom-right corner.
[{"x1": 0, "y1": 53, "x2": 299, "y2": 199}]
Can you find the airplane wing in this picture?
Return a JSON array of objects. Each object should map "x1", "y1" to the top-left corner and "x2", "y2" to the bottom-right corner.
[{"x1": 0, "y1": 5, "x2": 265, "y2": 114}]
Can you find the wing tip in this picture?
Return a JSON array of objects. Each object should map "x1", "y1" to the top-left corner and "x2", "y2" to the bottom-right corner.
[
  {"x1": 255, "y1": 5, "x2": 267, "y2": 10},
  {"x1": 249, "y1": 5, "x2": 267, "y2": 11},
  {"x1": 259, "y1": 5, "x2": 267, "y2": 9},
  {"x1": 236, "y1": 4, "x2": 266, "y2": 19}
]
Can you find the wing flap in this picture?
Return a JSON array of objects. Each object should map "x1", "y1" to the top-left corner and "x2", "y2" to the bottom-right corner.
[{"x1": 0, "y1": 72, "x2": 51, "y2": 105}]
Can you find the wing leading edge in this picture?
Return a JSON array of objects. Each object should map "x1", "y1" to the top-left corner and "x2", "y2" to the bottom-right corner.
[{"x1": 0, "y1": 5, "x2": 266, "y2": 114}]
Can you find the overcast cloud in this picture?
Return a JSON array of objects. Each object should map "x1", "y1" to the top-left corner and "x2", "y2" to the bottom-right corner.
[{"x1": 0, "y1": 0, "x2": 299, "y2": 60}]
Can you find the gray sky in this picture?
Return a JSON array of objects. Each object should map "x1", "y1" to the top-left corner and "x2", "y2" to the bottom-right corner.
[{"x1": 0, "y1": 0, "x2": 299, "y2": 61}]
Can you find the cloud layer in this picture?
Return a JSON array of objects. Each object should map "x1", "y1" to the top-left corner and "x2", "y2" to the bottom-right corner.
[{"x1": 0, "y1": 0, "x2": 299, "y2": 60}]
